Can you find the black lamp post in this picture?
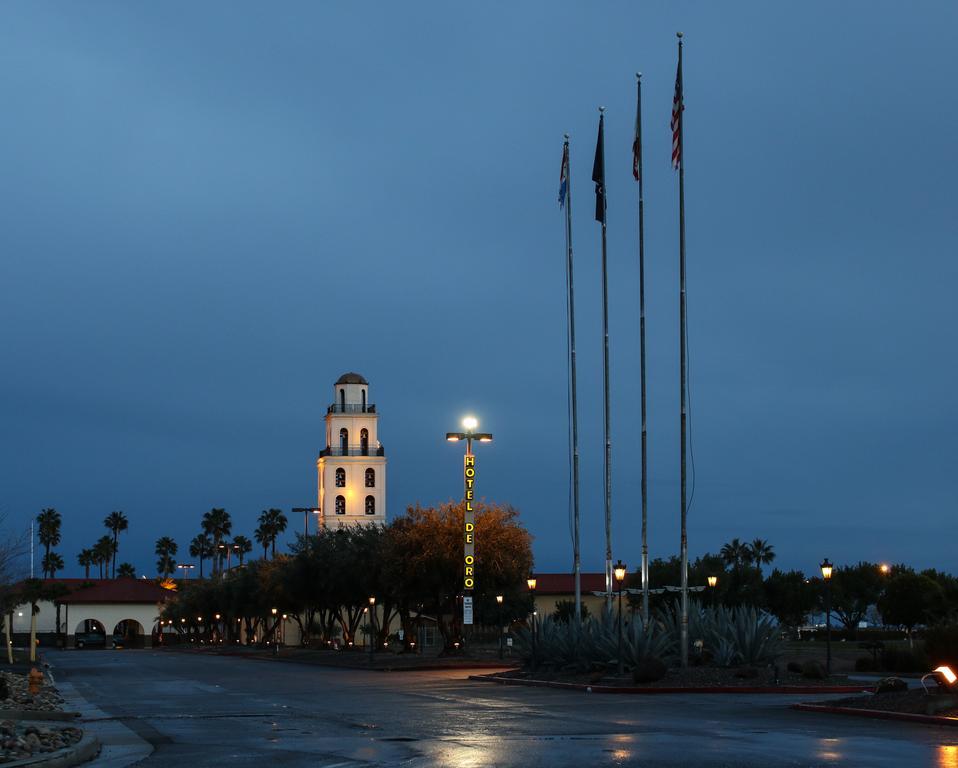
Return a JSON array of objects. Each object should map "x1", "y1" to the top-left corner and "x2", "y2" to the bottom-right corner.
[
  {"x1": 614, "y1": 560, "x2": 627, "y2": 674},
  {"x1": 527, "y1": 577, "x2": 537, "y2": 665},
  {"x1": 270, "y1": 607, "x2": 278, "y2": 656},
  {"x1": 292, "y1": 507, "x2": 323, "y2": 544},
  {"x1": 368, "y1": 596, "x2": 377, "y2": 658},
  {"x1": 820, "y1": 558, "x2": 833, "y2": 676},
  {"x1": 495, "y1": 595, "x2": 504, "y2": 659}
]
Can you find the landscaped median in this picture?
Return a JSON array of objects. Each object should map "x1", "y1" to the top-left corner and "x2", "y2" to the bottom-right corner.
[
  {"x1": 793, "y1": 683, "x2": 958, "y2": 727},
  {"x1": 1, "y1": 671, "x2": 95, "y2": 766},
  {"x1": 470, "y1": 668, "x2": 874, "y2": 695}
]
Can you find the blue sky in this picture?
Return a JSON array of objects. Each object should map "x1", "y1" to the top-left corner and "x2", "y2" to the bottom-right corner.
[{"x1": 1, "y1": 2, "x2": 956, "y2": 579}]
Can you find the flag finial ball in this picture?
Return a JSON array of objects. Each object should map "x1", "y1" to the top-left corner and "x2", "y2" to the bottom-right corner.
[
  {"x1": 564, "y1": 132, "x2": 569, "y2": 139},
  {"x1": 677, "y1": 31, "x2": 684, "y2": 38},
  {"x1": 599, "y1": 105, "x2": 605, "y2": 113},
  {"x1": 636, "y1": 72, "x2": 641, "y2": 79}
]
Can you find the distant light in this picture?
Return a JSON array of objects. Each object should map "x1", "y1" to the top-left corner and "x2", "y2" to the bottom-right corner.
[
  {"x1": 613, "y1": 560, "x2": 627, "y2": 584},
  {"x1": 820, "y1": 558, "x2": 833, "y2": 581},
  {"x1": 707, "y1": 575, "x2": 718, "y2": 588},
  {"x1": 527, "y1": 578, "x2": 537, "y2": 592},
  {"x1": 446, "y1": 434, "x2": 460, "y2": 442},
  {"x1": 462, "y1": 416, "x2": 478, "y2": 431},
  {"x1": 879, "y1": 563, "x2": 890, "y2": 575}
]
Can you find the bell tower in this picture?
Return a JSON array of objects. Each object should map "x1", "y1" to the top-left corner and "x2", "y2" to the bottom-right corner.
[{"x1": 316, "y1": 372, "x2": 387, "y2": 529}]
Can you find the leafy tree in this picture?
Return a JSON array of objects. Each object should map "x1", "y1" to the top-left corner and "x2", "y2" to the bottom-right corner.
[
  {"x1": 878, "y1": 572, "x2": 945, "y2": 638},
  {"x1": 37, "y1": 508, "x2": 62, "y2": 577},
  {"x1": 254, "y1": 522, "x2": 271, "y2": 560},
  {"x1": 116, "y1": 562, "x2": 136, "y2": 579},
  {"x1": 764, "y1": 569, "x2": 816, "y2": 630},
  {"x1": 42, "y1": 552, "x2": 64, "y2": 579},
  {"x1": 103, "y1": 510, "x2": 128, "y2": 578},
  {"x1": 553, "y1": 600, "x2": 590, "y2": 623},
  {"x1": 720, "y1": 538, "x2": 751, "y2": 569},
  {"x1": 828, "y1": 561, "x2": 884, "y2": 635},
  {"x1": 77, "y1": 549, "x2": 95, "y2": 579},
  {"x1": 232, "y1": 535, "x2": 253, "y2": 566},
  {"x1": 201, "y1": 508, "x2": 232, "y2": 574},
  {"x1": 189, "y1": 534, "x2": 214, "y2": 578},
  {"x1": 155, "y1": 537, "x2": 178, "y2": 578},
  {"x1": 17, "y1": 579, "x2": 67, "y2": 662}
]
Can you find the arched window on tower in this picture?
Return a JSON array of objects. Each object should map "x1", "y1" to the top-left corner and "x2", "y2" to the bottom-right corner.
[
  {"x1": 360, "y1": 428, "x2": 369, "y2": 456},
  {"x1": 340, "y1": 428, "x2": 348, "y2": 454},
  {"x1": 335, "y1": 495, "x2": 346, "y2": 515},
  {"x1": 365, "y1": 468, "x2": 375, "y2": 488},
  {"x1": 335, "y1": 468, "x2": 346, "y2": 488},
  {"x1": 362, "y1": 389, "x2": 367, "y2": 412},
  {"x1": 339, "y1": 389, "x2": 345, "y2": 410},
  {"x1": 365, "y1": 495, "x2": 375, "y2": 515}
]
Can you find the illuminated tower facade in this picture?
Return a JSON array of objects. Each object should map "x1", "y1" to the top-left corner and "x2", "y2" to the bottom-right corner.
[{"x1": 316, "y1": 373, "x2": 387, "y2": 529}]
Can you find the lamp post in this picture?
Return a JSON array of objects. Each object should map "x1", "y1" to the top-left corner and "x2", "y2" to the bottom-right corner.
[
  {"x1": 176, "y1": 563, "x2": 195, "y2": 580},
  {"x1": 495, "y1": 594, "x2": 504, "y2": 659},
  {"x1": 292, "y1": 507, "x2": 323, "y2": 544},
  {"x1": 820, "y1": 558, "x2": 833, "y2": 676},
  {"x1": 614, "y1": 560, "x2": 627, "y2": 674},
  {"x1": 271, "y1": 607, "x2": 278, "y2": 655},
  {"x1": 527, "y1": 577, "x2": 537, "y2": 665},
  {"x1": 368, "y1": 596, "x2": 377, "y2": 658}
]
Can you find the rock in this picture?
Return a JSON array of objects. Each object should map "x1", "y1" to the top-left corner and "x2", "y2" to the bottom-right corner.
[{"x1": 875, "y1": 676, "x2": 909, "y2": 694}]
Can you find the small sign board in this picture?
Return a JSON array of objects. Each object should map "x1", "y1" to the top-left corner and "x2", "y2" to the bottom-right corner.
[
  {"x1": 506, "y1": 637, "x2": 513, "y2": 647},
  {"x1": 463, "y1": 596, "x2": 474, "y2": 625},
  {"x1": 398, "y1": 629, "x2": 404, "y2": 640}
]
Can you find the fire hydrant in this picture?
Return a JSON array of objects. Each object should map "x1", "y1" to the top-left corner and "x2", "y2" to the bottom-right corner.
[{"x1": 28, "y1": 667, "x2": 44, "y2": 696}]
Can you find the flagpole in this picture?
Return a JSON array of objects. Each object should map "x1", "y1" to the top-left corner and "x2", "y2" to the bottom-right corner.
[
  {"x1": 676, "y1": 32, "x2": 690, "y2": 668},
  {"x1": 636, "y1": 73, "x2": 650, "y2": 625},
  {"x1": 598, "y1": 107, "x2": 613, "y2": 609},
  {"x1": 563, "y1": 134, "x2": 583, "y2": 623}
]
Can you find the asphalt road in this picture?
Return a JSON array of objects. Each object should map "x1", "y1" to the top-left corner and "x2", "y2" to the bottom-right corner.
[{"x1": 47, "y1": 649, "x2": 956, "y2": 767}]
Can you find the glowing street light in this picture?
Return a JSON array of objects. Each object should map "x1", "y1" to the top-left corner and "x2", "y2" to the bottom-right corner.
[
  {"x1": 821, "y1": 558, "x2": 833, "y2": 676},
  {"x1": 614, "y1": 560, "x2": 627, "y2": 674},
  {"x1": 707, "y1": 575, "x2": 718, "y2": 589}
]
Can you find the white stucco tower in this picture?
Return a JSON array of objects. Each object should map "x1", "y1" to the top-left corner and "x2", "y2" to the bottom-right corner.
[{"x1": 316, "y1": 373, "x2": 387, "y2": 529}]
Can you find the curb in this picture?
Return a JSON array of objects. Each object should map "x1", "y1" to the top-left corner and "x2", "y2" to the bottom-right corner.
[
  {"x1": 470, "y1": 673, "x2": 874, "y2": 695},
  {"x1": 792, "y1": 702, "x2": 958, "y2": 727},
  {"x1": 0, "y1": 712, "x2": 81, "y2": 722},
  {"x1": 1, "y1": 733, "x2": 99, "y2": 768}
]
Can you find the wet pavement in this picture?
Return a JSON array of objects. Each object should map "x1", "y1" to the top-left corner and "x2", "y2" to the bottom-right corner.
[{"x1": 46, "y1": 649, "x2": 957, "y2": 766}]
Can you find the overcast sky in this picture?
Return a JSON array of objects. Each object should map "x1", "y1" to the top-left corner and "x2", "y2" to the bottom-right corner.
[{"x1": 1, "y1": 2, "x2": 956, "y2": 580}]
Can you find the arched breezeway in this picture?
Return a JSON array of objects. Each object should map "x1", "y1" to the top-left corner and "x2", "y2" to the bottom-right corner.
[
  {"x1": 64, "y1": 604, "x2": 161, "y2": 649},
  {"x1": 73, "y1": 619, "x2": 106, "y2": 649},
  {"x1": 112, "y1": 619, "x2": 146, "y2": 648}
]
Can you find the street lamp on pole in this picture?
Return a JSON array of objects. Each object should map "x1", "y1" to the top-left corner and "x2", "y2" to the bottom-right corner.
[
  {"x1": 820, "y1": 558, "x2": 833, "y2": 676},
  {"x1": 446, "y1": 415, "x2": 493, "y2": 635},
  {"x1": 176, "y1": 563, "x2": 195, "y2": 580},
  {"x1": 292, "y1": 507, "x2": 323, "y2": 541},
  {"x1": 271, "y1": 607, "x2": 278, "y2": 655},
  {"x1": 368, "y1": 596, "x2": 377, "y2": 657},
  {"x1": 614, "y1": 560, "x2": 627, "y2": 674},
  {"x1": 527, "y1": 577, "x2": 537, "y2": 666},
  {"x1": 496, "y1": 594, "x2": 504, "y2": 659}
]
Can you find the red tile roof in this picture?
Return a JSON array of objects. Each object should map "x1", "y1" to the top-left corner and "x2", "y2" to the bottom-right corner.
[
  {"x1": 35, "y1": 578, "x2": 174, "y2": 605},
  {"x1": 531, "y1": 573, "x2": 607, "y2": 594}
]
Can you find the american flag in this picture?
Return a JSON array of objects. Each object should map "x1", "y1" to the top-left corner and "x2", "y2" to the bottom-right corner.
[{"x1": 671, "y1": 60, "x2": 683, "y2": 170}]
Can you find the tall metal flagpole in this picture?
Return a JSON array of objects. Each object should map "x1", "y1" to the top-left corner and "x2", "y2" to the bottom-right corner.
[
  {"x1": 562, "y1": 135, "x2": 583, "y2": 623},
  {"x1": 593, "y1": 107, "x2": 613, "y2": 608},
  {"x1": 675, "y1": 32, "x2": 690, "y2": 668},
  {"x1": 635, "y1": 73, "x2": 650, "y2": 624}
]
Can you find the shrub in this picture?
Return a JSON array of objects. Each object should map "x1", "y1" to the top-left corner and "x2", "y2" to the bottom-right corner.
[
  {"x1": 881, "y1": 646, "x2": 928, "y2": 673},
  {"x1": 633, "y1": 657, "x2": 667, "y2": 683},
  {"x1": 855, "y1": 656, "x2": 877, "y2": 672},
  {"x1": 0, "y1": 676, "x2": 7, "y2": 700},
  {"x1": 786, "y1": 661, "x2": 802, "y2": 674},
  {"x1": 801, "y1": 660, "x2": 826, "y2": 679},
  {"x1": 924, "y1": 624, "x2": 958, "y2": 669},
  {"x1": 875, "y1": 677, "x2": 908, "y2": 694}
]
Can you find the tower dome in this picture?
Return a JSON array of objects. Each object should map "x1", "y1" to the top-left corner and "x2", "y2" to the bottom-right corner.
[{"x1": 335, "y1": 372, "x2": 368, "y2": 385}]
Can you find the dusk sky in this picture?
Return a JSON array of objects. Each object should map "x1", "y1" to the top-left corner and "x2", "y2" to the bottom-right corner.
[{"x1": 2, "y1": 2, "x2": 956, "y2": 579}]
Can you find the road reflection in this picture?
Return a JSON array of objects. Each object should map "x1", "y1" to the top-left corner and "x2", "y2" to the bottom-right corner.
[{"x1": 939, "y1": 744, "x2": 958, "y2": 768}]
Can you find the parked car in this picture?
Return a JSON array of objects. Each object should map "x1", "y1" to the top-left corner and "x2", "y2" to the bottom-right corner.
[{"x1": 74, "y1": 631, "x2": 105, "y2": 649}]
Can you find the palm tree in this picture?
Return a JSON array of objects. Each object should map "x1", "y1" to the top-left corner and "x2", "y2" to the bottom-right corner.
[
  {"x1": 254, "y1": 522, "x2": 271, "y2": 560},
  {"x1": 201, "y1": 508, "x2": 232, "y2": 575},
  {"x1": 155, "y1": 537, "x2": 178, "y2": 578},
  {"x1": 258, "y1": 508, "x2": 288, "y2": 558},
  {"x1": 116, "y1": 562, "x2": 136, "y2": 578},
  {"x1": 93, "y1": 536, "x2": 115, "y2": 579},
  {"x1": 749, "y1": 538, "x2": 776, "y2": 575},
  {"x1": 232, "y1": 535, "x2": 253, "y2": 566},
  {"x1": 77, "y1": 549, "x2": 95, "y2": 579},
  {"x1": 36, "y1": 508, "x2": 62, "y2": 575},
  {"x1": 720, "y1": 538, "x2": 749, "y2": 569},
  {"x1": 189, "y1": 534, "x2": 214, "y2": 578},
  {"x1": 103, "y1": 511, "x2": 129, "y2": 578},
  {"x1": 42, "y1": 552, "x2": 64, "y2": 578}
]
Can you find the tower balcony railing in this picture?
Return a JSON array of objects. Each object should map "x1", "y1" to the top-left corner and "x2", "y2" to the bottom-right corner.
[
  {"x1": 319, "y1": 445, "x2": 385, "y2": 458},
  {"x1": 327, "y1": 403, "x2": 377, "y2": 414}
]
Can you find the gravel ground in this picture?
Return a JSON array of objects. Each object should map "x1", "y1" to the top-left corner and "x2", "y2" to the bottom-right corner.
[
  {"x1": 828, "y1": 687, "x2": 958, "y2": 715},
  {"x1": 0, "y1": 671, "x2": 64, "y2": 713},
  {"x1": 0, "y1": 720, "x2": 82, "y2": 763}
]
